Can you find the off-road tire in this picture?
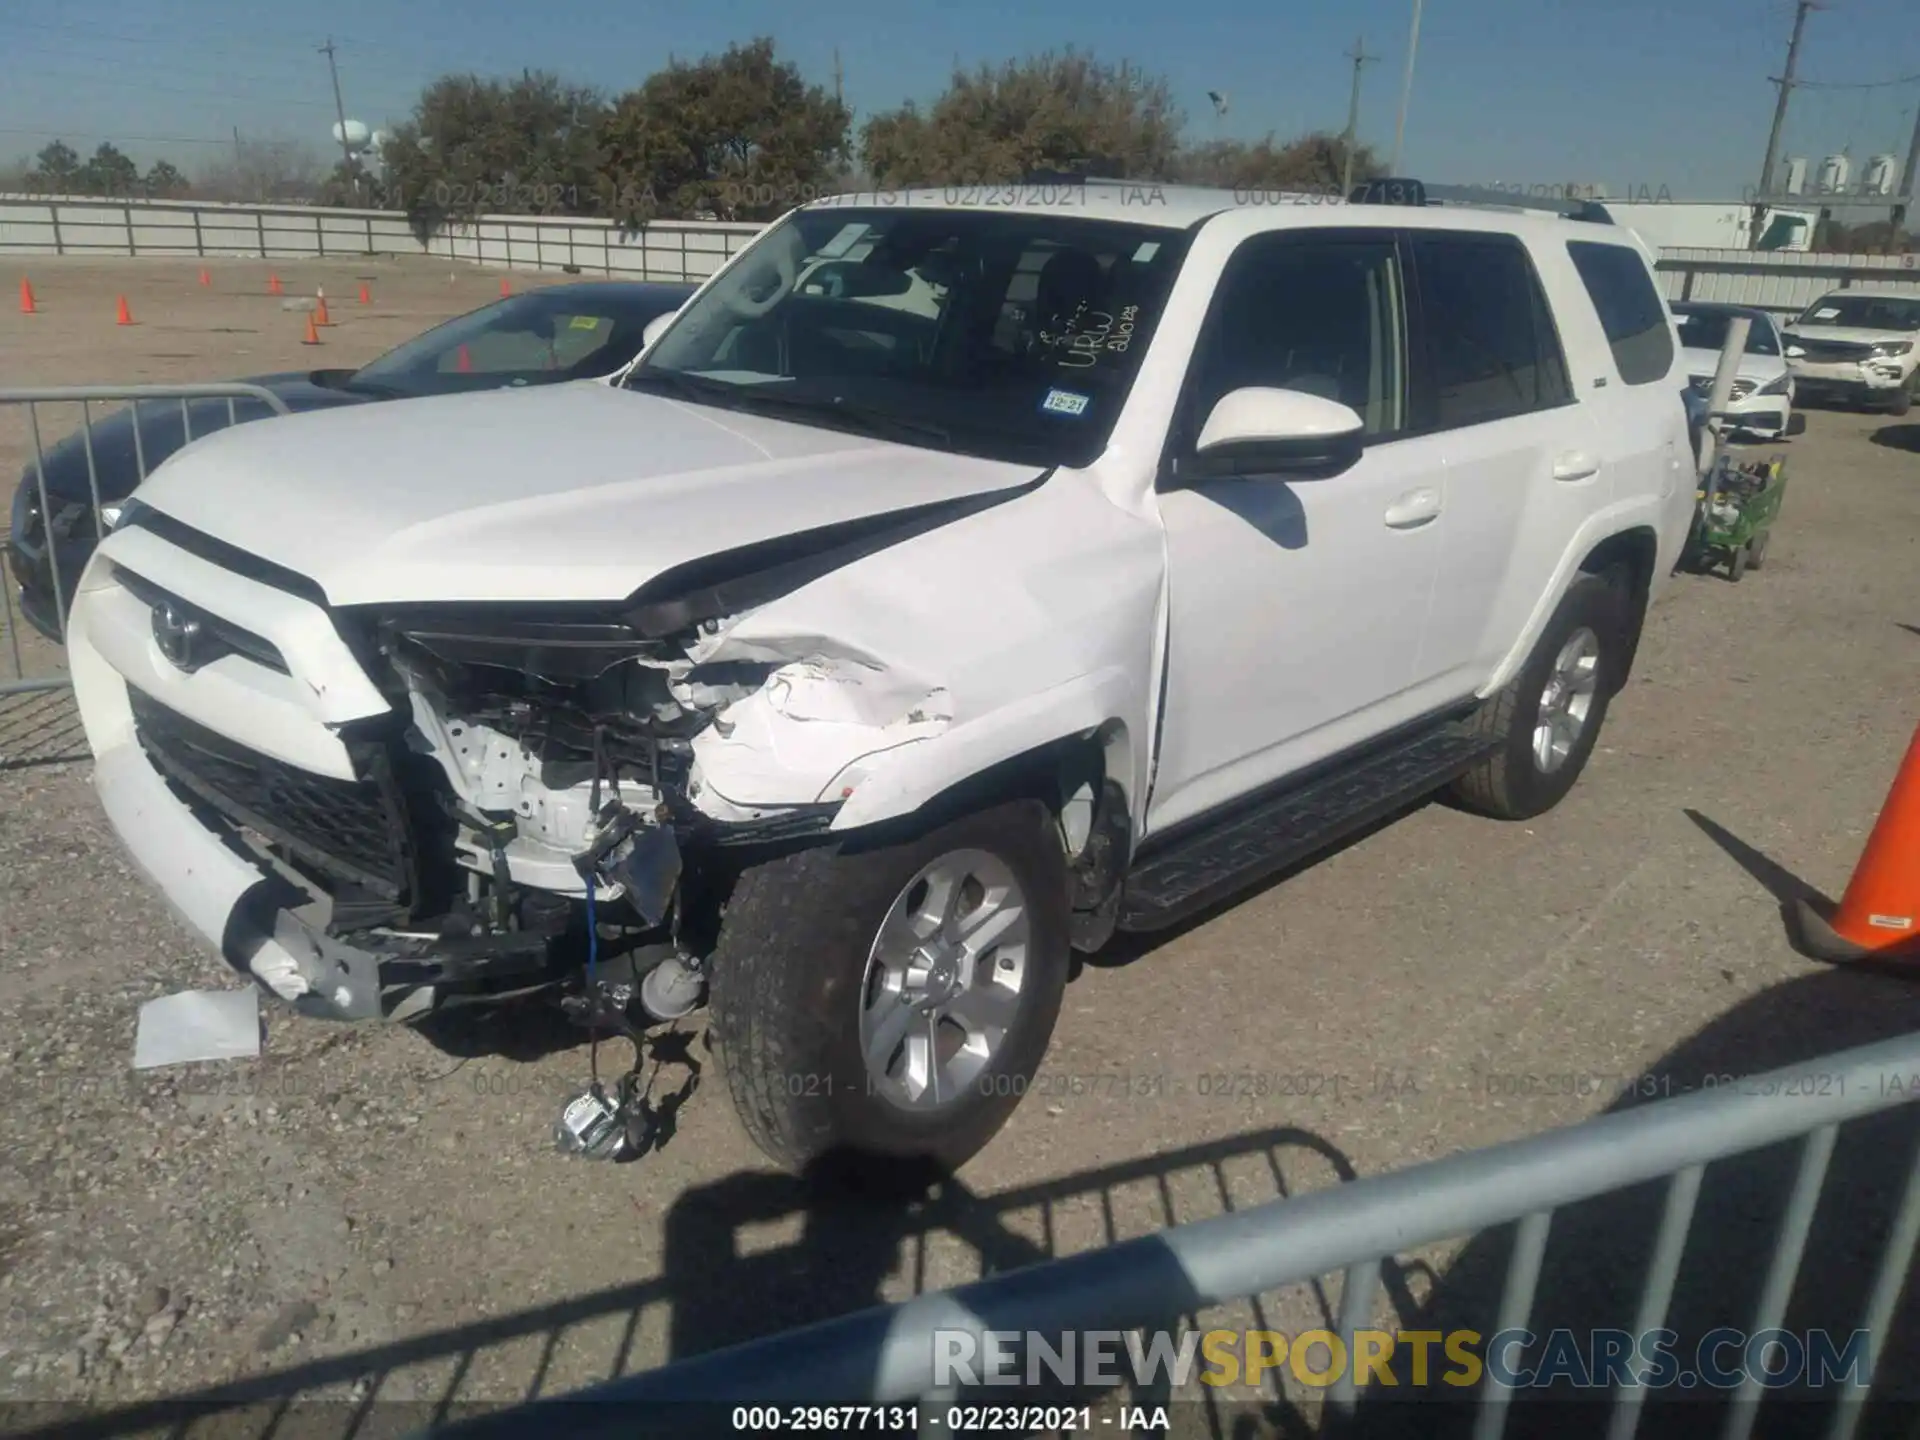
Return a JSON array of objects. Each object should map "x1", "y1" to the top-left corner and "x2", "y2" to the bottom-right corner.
[
  {"x1": 707, "y1": 800, "x2": 1072, "y2": 1178},
  {"x1": 1448, "y1": 572, "x2": 1629, "y2": 821},
  {"x1": 1729, "y1": 543, "x2": 1749, "y2": 582},
  {"x1": 1747, "y1": 529, "x2": 1770, "y2": 570}
]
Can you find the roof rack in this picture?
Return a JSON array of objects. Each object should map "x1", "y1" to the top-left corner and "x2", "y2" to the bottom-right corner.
[{"x1": 1347, "y1": 178, "x2": 1614, "y2": 225}]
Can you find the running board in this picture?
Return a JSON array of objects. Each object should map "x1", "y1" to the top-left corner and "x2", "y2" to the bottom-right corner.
[{"x1": 1118, "y1": 720, "x2": 1500, "y2": 932}]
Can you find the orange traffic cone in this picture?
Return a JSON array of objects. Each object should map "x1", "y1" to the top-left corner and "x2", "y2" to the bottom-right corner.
[
  {"x1": 198, "y1": 267, "x2": 211, "y2": 287},
  {"x1": 499, "y1": 276, "x2": 511, "y2": 297},
  {"x1": 301, "y1": 312, "x2": 321, "y2": 346},
  {"x1": 1797, "y1": 721, "x2": 1920, "y2": 962},
  {"x1": 268, "y1": 273, "x2": 284, "y2": 295},
  {"x1": 357, "y1": 281, "x2": 371, "y2": 305},
  {"x1": 19, "y1": 278, "x2": 35, "y2": 314},
  {"x1": 115, "y1": 295, "x2": 134, "y2": 326},
  {"x1": 455, "y1": 343, "x2": 471, "y2": 373},
  {"x1": 315, "y1": 293, "x2": 332, "y2": 327}
]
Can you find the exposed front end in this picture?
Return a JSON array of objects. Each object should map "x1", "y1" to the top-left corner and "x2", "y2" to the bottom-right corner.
[
  {"x1": 1785, "y1": 335, "x2": 1916, "y2": 408},
  {"x1": 67, "y1": 505, "x2": 827, "y2": 1022}
]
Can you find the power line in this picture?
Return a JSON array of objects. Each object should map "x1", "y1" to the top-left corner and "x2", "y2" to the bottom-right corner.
[
  {"x1": 1790, "y1": 71, "x2": 1920, "y2": 90},
  {"x1": 0, "y1": 126, "x2": 265, "y2": 147}
]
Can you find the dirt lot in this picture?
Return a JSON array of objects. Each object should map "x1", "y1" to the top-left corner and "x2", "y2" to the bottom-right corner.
[{"x1": 2, "y1": 258, "x2": 1920, "y2": 1431}]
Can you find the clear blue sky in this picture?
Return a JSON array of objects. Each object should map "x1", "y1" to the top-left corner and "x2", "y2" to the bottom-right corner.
[{"x1": 2, "y1": 0, "x2": 1915, "y2": 198}]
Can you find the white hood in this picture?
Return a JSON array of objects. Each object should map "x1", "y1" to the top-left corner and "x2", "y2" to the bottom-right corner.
[
  {"x1": 1782, "y1": 324, "x2": 1914, "y2": 348},
  {"x1": 128, "y1": 382, "x2": 1042, "y2": 607}
]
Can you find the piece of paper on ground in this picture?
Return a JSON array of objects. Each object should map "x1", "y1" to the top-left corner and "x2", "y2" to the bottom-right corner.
[{"x1": 132, "y1": 988, "x2": 263, "y2": 1069}]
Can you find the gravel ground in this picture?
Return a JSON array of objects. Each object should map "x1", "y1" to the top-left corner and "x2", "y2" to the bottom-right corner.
[{"x1": 2, "y1": 259, "x2": 1920, "y2": 1435}]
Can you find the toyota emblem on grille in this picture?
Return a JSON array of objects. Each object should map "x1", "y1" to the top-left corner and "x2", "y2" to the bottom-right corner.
[{"x1": 152, "y1": 601, "x2": 203, "y2": 672}]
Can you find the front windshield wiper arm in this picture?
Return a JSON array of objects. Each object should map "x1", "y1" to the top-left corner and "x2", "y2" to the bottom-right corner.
[
  {"x1": 623, "y1": 368, "x2": 741, "y2": 408},
  {"x1": 733, "y1": 391, "x2": 954, "y2": 449}
]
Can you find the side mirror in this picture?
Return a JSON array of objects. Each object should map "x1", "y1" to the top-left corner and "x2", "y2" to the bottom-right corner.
[
  {"x1": 1183, "y1": 387, "x2": 1367, "y2": 480},
  {"x1": 642, "y1": 309, "x2": 679, "y2": 352}
]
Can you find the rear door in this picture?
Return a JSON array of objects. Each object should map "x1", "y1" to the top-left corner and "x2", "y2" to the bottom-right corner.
[
  {"x1": 1408, "y1": 230, "x2": 1599, "y2": 694},
  {"x1": 1561, "y1": 237, "x2": 1689, "y2": 557}
]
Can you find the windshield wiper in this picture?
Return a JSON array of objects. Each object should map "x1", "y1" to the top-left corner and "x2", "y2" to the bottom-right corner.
[
  {"x1": 623, "y1": 369, "x2": 742, "y2": 408},
  {"x1": 732, "y1": 391, "x2": 954, "y2": 449}
]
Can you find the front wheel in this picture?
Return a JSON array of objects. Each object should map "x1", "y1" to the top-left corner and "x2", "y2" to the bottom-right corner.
[
  {"x1": 707, "y1": 800, "x2": 1072, "y2": 1177},
  {"x1": 1449, "y1": 572, "x2": 1628, "y2": 821},
  {"x1": 1888, "y1": 379, "x2": 1915, "y2": 417}
]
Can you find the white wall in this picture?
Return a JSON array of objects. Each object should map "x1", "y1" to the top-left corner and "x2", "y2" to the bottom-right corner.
[{"x1": 0, "y1": 195, "x2": 762, "y2": 282}]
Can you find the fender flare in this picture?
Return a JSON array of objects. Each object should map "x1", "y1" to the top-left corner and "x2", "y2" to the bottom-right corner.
[{"x1": 1481, "y1": 503, "x2": 1668, "y2": 697}]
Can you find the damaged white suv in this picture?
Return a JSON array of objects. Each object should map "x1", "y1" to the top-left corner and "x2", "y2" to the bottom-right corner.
[{"x1": 68, "y1": 180, "x2": 1695, "y2": 1174}]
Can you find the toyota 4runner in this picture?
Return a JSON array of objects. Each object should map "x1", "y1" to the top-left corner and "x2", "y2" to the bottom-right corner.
[{"x1": 67, "y1": 180, "x2": 1696, "y2": 1174}]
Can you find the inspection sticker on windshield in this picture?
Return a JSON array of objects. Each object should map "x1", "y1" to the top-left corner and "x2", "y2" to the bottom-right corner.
[
  {"x1": 568, "y1": 315, "x2": 604, "y2": 330},
  {"x1": 1040, "y1": 387, "x2": 1091, "y2": 417}
]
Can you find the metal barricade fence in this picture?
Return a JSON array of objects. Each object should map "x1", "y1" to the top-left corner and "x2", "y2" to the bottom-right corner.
[
  {"x1": 0, "y1": 383, "x2": 292, "y2": 696},
  {"x1": 429, "y1": 1030, "x2": 1920, "y2": 1440}
]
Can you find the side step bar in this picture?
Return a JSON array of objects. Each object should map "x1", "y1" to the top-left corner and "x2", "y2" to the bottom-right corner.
[{"x1": 1118, "y1": 720, "x2": 1501, "y2": 932}]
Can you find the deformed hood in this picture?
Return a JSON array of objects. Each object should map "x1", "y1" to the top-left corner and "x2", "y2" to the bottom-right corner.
[{"x1": 127, "y1": 381, "x2": 1044, "y2": 607}]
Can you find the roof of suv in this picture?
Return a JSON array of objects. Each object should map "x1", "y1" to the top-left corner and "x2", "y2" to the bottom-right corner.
[{"x1": 801, "y1": 182, "x2": 1643, "y2": 246}]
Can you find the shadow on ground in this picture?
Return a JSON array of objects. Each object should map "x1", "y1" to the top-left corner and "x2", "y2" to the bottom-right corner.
[
  {"x1": 10, "y1": 1125, "x2": 1367, "y2": 1440},
  {"x1": 1354, "y1": 967, "x2": 1920, "y2": 1440},
  {"x1": 19, "y1": 964, "x2": 1920, "y2": 1440},
  {"x1": 1869, "y1": 423, "x2": 1920, "y2": 454},
  {"x1": 0, "y1": 689, "x2": 86, "y2": 770}
]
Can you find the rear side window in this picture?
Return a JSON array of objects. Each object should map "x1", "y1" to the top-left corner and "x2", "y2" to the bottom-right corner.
[
  {"x1": 1410, "y1": 234, "x2": 1572, "y2": 430},
  {"x1": 1567, "y1": 240, "x2": 1675, "y2": 385}
]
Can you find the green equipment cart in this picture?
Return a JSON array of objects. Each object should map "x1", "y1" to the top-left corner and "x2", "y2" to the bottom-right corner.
[{"x1": 1685, "y1": 453, "x2": 1787, "y2": 582}]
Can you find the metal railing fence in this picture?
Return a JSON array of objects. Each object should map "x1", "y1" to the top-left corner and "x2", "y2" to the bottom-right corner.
[
  {"x1": 427, "y1": 1029, "x2": 1920, "y2": 1440},
  {"x1": 1, "y1": 383, "x2": 292, "y2": 696}
]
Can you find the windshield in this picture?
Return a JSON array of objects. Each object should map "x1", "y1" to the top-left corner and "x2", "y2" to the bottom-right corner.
[
  {"x1": 1674, "y1": 308, "x2": 1779, "y2": 356},
  {"x1": 348, "y1": 286, "x2": 688, "y2": 395},
  {"x1": 1793, "y1": 295, "x2": 1920, "y2": 332},
  {"x1": 626, "y1": 207, "x2": 1193, "y2": 466}
]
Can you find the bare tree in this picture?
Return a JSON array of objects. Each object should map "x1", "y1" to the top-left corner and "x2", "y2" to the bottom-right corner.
[{"x1": 193, "y1": 138, "x2": 325, "y2": 203}]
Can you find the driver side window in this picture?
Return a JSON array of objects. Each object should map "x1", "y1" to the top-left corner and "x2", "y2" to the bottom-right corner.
[{"x1": 1181, "y1": 234, "x2": 1409, "y2": 457}]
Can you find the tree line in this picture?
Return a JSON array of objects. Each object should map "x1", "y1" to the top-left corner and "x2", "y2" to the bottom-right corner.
[{"x1": 1, "y1": 43, "x2": 1382, "y2": 223}]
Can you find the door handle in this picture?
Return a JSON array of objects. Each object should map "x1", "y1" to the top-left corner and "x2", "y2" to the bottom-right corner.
[
  {"x1": 1552, "y1": 451, "x2": 1600, "y2": 482},
  {"x1": 1383, "y1": 486, "x2": 1442, "y2": 529}
]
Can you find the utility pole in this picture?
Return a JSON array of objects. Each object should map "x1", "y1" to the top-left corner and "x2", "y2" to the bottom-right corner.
[
  {"x1": 1893, "y1": 97, "x2": 1920, "y2": 234},
  {"x1": 1389, "y1": 0, "x2": 1423, "y2": 174},
  {"x1": 833, "y1": 48, "x2": 844, "y2": 107},
  {"x1": 1751, "y1": 0, "x2": 1821, "y2": 245},
  {"x1": 319, "y1": 37, "x2": 356, "y2": 199},
  {"x1": 1341, "y1": 37, "x2": 1379, "y2": 197}
]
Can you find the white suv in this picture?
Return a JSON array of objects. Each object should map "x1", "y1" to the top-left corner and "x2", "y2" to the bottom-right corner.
[
  {"x1": 66, "y1": 180, "x2": 1695, "y2": 1174},
  {"x1": 1782, "y1": 287, "x2": 1920, "y2": 415}
]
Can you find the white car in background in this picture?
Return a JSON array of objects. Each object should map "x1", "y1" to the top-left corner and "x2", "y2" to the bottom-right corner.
[
  {"x1": 1782, "y1": 288, "x2": 1920, "y2": 416},
  {"x1": 1672, "y1": 301, "x2": 1794, "y2": 440}
]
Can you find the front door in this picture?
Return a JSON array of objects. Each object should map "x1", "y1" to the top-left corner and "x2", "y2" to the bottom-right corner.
[{"x1": 1148, "y1": 231, "x2": 1449, "y2": 837}]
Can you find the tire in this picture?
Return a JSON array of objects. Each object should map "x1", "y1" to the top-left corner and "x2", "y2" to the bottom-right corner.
[
  {"x1": 1729, "y1": 543, "x2": 1749, "y2": 582},
  {"x1": 1889, "y1": 379, "x2": 1915, "y2": 417},
  {"x1": 1748, "y1": 529, "x2": 1770, "y2": 571},
  {"x1": 707, "y1": 799, "x2": 1072, "y2": 1178},
  {"x1": 1449, "y1": 572, "x2": 1627, "y2": 821}
]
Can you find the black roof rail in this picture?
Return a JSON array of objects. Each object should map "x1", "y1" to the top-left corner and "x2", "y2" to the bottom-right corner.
[
  {"x1": 1346, "y1": 178, "x2": 1614, "y2": 224},
  {"x1": 1417, "y1": 183, "x2": 1615, "y2": 223}
]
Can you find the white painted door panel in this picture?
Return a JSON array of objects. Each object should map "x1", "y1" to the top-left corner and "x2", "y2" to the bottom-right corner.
[{"x1": 1146, "y1": 429, "x2": 1449, "y2": 835}]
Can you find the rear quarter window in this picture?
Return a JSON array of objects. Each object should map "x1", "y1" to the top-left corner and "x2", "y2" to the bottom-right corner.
[{"x1": 1566, "y1": 240, "x2": 1675, "y2": 385}]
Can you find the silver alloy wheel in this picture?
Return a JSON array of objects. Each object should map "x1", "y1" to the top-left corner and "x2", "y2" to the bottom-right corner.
[
  {"x1": 858, "y1": 848, "x2": 1031, "y2": 1112},
  {"x1": 1532, "y1": 627, "x2": 1601, "y2": 774}
]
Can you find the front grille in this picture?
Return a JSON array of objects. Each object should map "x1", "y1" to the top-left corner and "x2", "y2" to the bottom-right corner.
[
  {"x1": 129, "y1": 687, "x2": 416, "y2": 901},
  {"x1": 1792, "y1": 337, "x2": 1872, "y2": 363},
  {"x1": 116, "y1": 566, "x2": 289, "y2": 674}
]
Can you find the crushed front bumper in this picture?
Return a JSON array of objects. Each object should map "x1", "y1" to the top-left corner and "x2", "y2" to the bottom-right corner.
[{"x1": 67, "y1": 544, "x2": 572, "y2": 1022}]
